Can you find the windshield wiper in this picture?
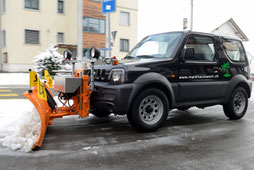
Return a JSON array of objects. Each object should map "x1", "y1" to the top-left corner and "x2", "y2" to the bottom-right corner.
[
  {"x1": 124, "y1": 56, "x2": 138, "y2": 59},
  {"x1": 136, "y1": 55, "x2": 155, "y2": 59}
]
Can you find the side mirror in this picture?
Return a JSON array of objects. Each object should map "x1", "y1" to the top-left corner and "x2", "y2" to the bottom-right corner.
[
  {"x1": 63, "y1": 50, "x2": 73, "y2": 60},
  {"x1": 90, "y1": 47, "x2": 101, "y2": 59}
]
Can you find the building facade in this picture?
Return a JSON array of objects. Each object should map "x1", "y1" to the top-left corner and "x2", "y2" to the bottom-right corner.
[
  {"x1": 82, "y1": 0, "x2": 138, "y2": 59},
  {"x1": 0, "y1": 0, "x2": 78, "y2": 72},
  {"x1": 110, "y1": 0, "x2": 138, "y2": 59},
  {"x1": 0, "y1": 0, "x2": 138, "y2": 72}
]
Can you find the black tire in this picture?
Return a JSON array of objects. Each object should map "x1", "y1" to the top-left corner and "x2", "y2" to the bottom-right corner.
[
  {"x1": 177, "y1": 106, "x2": 190, "y2": 111},
  {"x1": 92, "y1": 110, "x2": 111, "y2": 117},
  {"x1": 127, "y1": 88, "x2": 169, "y2": 132},
  {"x1": 223, "y1": 87, "x2": 248, "y2": 120}
]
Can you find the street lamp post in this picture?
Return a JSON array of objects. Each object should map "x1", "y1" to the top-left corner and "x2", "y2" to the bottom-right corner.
[
  {"x1": 0, "y1": 4, "x2": 2, "y2": 71},
  {"x1": 190, "y1": 0, "x2": 193, "y2": 30},
  {"x1": 105, "y1": 13, "x2": 111, "y2": 58}
]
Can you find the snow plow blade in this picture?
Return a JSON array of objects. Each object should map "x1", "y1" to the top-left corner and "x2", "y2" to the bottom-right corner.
[{"x1": 23, "y1": 85, "x2": 54, "y2": 150}]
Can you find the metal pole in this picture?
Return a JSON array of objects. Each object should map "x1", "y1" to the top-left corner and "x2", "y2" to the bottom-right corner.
[
  {"x1": 0, "y1": 2, "x2": 3, "y2": 71},
  {"x1": 90, "y1": 62, "x2": 95, "y2": 91},
  {"x1": 190, "y1": 0, "x2": 193, "y2": 31},
  {"x1": 77, "y1": 0, "x2": 83, "y2": 61},
  {"x1": 105, "y1": 13, "x2": 111, "y2": 58}
]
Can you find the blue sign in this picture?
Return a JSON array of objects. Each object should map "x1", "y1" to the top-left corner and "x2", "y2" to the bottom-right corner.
[
  {"x1": 101, "y1": 48, "x2": 112, "y2": 51},
  {"x1": 102, "y1": 0, "x2": 116, "y2": 14}
]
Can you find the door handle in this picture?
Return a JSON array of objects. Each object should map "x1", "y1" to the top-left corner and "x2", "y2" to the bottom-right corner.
[{"x1": 213, "y1": 66, "x2": 221, "y2": 73}]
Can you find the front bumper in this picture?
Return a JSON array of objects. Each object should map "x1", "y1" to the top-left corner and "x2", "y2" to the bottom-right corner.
[{"x1": 91, "y1": 82, "x2": 136, "y2": 115}]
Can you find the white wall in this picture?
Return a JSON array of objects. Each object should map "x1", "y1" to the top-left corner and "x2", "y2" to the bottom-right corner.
[
  {"x1": 1, "y1": 0, "x2": 77, "y2": 72},
  {"x1": 110, "y1": 0, "x2": 138, "y2": 59}
]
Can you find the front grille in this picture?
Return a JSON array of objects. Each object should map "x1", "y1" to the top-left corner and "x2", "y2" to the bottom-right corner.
[
  {"x1": 94, "y1": 69, "x2": 110, "y2": 81},
  {"x1": 82, "y1": 69, "x2": 110, "y2": 81}
]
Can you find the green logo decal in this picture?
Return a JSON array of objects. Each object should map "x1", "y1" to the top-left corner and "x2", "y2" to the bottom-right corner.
[{"x1": 221, "y1": 62, "x2": 231, "y2": 77}]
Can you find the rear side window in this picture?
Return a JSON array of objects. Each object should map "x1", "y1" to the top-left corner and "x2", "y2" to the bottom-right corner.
[
  {"x1": 184, "y1": 35, "x2": 215, "y2": 62},
  {"x1": 222, "y1": 39, "x2": 246, "y2": 62}
]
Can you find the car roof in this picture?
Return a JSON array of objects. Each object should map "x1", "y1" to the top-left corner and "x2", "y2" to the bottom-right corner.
[{"x1": 149, "y1": 30, "x2": 242, "y2": 41}]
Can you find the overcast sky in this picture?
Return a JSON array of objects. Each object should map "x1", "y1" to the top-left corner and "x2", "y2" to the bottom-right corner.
[{"x1": 138, "y1": 0, "x2": 254, "y2": 55}]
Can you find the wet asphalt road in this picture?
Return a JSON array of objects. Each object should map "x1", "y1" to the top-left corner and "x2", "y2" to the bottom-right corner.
[{"x1": 0, "y1": 99, "x2": 254, "y2": 170}]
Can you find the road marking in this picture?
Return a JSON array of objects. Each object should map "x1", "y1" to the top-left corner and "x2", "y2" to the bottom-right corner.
[
  {"x1": 0, "y1": 93, "x2": 19, "y2": 97},
  {"x1": 0, "y1": 90, "x2": 12, "y2": 92},
  {"x1": 0, "y1": 98, "x2": 24, "y2": 100}
]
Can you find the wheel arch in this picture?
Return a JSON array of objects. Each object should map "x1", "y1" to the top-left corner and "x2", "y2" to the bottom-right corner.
[
  {"x1": 236, "y1": 82, "x2": 251, "y2": 98},
  {"x1": 127, "y1": 72, "x2": 176, "y2": 114},
  {"x1": 225, "y1": 75, "x2": 252, "y2": 103}
]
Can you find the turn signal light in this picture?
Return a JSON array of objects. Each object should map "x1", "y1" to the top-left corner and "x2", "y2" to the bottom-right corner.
[{"x1": 112, "y1": 60, "x2": 119, "y2": 65}]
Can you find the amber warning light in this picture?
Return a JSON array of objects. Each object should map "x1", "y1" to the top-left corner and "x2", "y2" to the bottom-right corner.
[{"x1": 112, "y1": 60, "x2": 119, "y2": 65}]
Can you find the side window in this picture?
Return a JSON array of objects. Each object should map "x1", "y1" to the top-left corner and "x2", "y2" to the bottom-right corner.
[
  {"x1": 222, "y1": 39, "x2": 246, "y2": 62},
  {"x1": 184, "y1": 35, "x2": 215, "y2": 61}
]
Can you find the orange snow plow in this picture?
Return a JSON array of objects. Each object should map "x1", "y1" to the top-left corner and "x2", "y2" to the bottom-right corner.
[{"x1": 23, "y1": 48, "x2": 102, "y2": 150}]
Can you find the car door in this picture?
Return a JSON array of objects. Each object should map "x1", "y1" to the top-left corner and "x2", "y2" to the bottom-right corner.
[{"x1": 176, "y1": 34, "x2": 224, "y2": 103}]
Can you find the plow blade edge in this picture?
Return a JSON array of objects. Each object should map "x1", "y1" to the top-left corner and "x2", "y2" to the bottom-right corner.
[{"x1": 23, "y1": 86, "x2": 53, "y2": 149}]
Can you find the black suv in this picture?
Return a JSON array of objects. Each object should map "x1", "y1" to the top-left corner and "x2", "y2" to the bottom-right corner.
[{"x1": 91, "y1": 31, "x2": 252, "y2": 131}]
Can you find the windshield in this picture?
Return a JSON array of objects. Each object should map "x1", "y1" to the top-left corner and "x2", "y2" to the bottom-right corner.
[{"x1": 125, "y1": 32, "x2": 183, "y2": 59}]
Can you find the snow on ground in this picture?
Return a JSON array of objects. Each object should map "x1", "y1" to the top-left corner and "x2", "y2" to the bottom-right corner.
[
  {"x1": 0, "y1": 96, "x2": 77, "y2": 152},
  {"x1": 0, "y1": 73, "x2": 29, "y2": 85},
  {"x1": 0, "y1": 100, "x2": 41, "y2": 152}
]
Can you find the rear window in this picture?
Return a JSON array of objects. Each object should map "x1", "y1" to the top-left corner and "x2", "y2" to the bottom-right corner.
[{"x1": 222, "y1": 39, "x2": 246, "y2": 62}]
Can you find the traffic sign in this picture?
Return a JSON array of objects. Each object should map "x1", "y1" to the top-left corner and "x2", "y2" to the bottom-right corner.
[{"x1": 102, "y1": 0, "x2": 116, "y2": 14}]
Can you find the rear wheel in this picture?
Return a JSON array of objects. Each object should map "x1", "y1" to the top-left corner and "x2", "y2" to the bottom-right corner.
[
  {"x1": 127, "y1": 88, "x2": 169, "y2": 132},
  {"x1": 223, "y1": 87, "x2": 248, "y2": 120}
]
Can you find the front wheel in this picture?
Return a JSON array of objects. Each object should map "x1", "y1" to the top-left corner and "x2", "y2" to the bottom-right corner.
[
  {"x1": 223, "y1": 87, "x2": 248, "y2": 120},
  {"x1": 127, "y1": 88, "x2": 169, "y2": 132}
]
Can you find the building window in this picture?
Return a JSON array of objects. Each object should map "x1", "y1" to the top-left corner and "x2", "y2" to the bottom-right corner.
[
  {"x1": 57, "y1": 32, "x2": 64, "y2": 43},
  {"x1": 120, "y1": 11, "x2": 130, "y2": 26},
  {"x1": 2, "y1": 30, "x2": 6, "y2": 47},
  {"x1": 2, "y1": 0, "x2": 6, "y2": 13},
  {"x1": 25, "y1": 29, "x2": 40, "y2": 44},
  {"x1": 83, "y1": 17, "x2": 105, "y2": 34},
  {"x1": 58, "y1": 0, "x2": 64, "y2": 14},
  {"x1": 120, "y1": 39, "x2": 129, "y2": 52},
  {"x1": 25, "y1": 0, "x2": 39, "y2": 10}
]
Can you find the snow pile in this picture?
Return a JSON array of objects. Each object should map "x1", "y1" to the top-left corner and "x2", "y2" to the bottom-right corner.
[
  {"x1": 0, "y1": 100, "x2": 41, "y2": 152},
  {"x1": 0, "y1": 73, "x2": 29, "y2": 85}
]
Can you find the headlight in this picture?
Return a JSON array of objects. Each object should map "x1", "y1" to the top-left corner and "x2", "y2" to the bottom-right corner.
[{"x1": 109, "y1": 69, "x2": 125, "y2": 84}]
